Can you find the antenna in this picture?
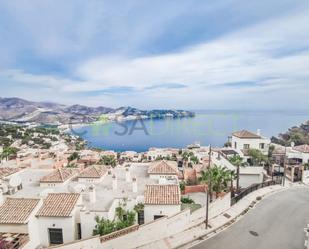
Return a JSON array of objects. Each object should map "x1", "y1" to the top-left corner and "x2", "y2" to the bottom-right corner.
[{"x1": 8, "y1": 175, "x2": 22, "y2": 188}]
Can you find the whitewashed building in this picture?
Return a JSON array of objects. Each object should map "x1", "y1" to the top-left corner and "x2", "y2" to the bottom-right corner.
[
  {"x1": 0, "y1": 197, "x2": 42, "y2": 249},
  {"x1": 76, "y1": 165, "x2": 108, "y2": 183},
  {"x1": 39, "y1": 168, "x2": 79, "y2": 187},
  {"x1": 36, "y1": 193, "x2": 83, "y2": 247},
  {"x1": 231, "y1": 130, "x2": 270, "y2": 156},
  {"x1": 144, "y1": 184, "x2": 181, "y2": 223},
  {"x1": 148, "y1": 160, "x2": 179, "y2": 181}
]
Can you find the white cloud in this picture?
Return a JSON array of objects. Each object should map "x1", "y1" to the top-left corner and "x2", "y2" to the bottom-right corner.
[{"x1": 1, "y1": 8, "x2": 309, "y2": 109}]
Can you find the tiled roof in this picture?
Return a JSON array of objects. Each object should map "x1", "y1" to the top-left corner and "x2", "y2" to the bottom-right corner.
[
  {"x1": 232, "y1": 130, "x2": 261, "y2": 139},
  {"x1": 78, "y1": 165, "x2": 107, "y2": 178},
  {"x1": 145, "y1": 185, "x2": 180, "y2": 205},
  {"x1": 293, "y1": 144, "x2": 309, "y2": 153},
  {"x1": 148, "y1": 161, "x2": 178, "y2": 175},
  {"x1": 0, "y1": 198, "x2": 40, "y2": 224},
  {"x1": 40, "y1": 168, "x2": 79, "y2": 183},
  {"x1": 36, "y1": 193, "x2": 80, "y2": 217},
  {"x1": 0, "y1": 167, "x2": 21, "y2": 179}
]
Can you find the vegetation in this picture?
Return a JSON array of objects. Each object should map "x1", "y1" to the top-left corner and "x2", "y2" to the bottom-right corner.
[
  {"x1": 271, "y1": 120, "x2": 309, "y2": 146},
  {"x1": 247, "y1": 149, "x2": 268, "y2": 166},
  {"x1": 304, "y1": 163, "x2": 309, "y2": 170},
  {"x1": 68, "y1": 152, "x2": 80, "y2": 162},
  {"x1": 99, "y1": 155, "x2": 117, "y2": 167},
  {"x1": 229, "y1": 155, "x2": 247, "y2": 190},
  {"x1": 181, "y1": 196, "x2": 195, "y2": 204},
  {"x1": 0, "y1": 146, "x2": 18, "y2": 161},
  {"x1": 199, "y1": 165, "x2": 234, "y2": 200},
  {"x1": 179, "y1": 182, "x2": 185, "y2": 192},
  {"x1": 93, "y1": 201, "x2": 136, "y2": 236}
]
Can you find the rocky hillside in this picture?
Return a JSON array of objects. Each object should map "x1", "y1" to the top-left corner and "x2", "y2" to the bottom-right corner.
[
  {"x1": 0, "y1": 97, "x2": 194, "y2": 125},
  {"x1": 271, "y1": 120, "x2": 309, "y2": 146}
]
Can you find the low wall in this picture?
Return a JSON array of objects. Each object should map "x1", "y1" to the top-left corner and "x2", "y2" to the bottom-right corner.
[
  {"x1": 47, "y1": 193, "x2": 231, "y2": 249},
  {"x1": 184, "y1": 184, "x2": 207, "y2": 194}
]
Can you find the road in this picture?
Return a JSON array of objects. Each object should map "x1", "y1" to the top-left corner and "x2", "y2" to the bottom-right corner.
[{"x1": 190, "y1": 187, "x2": 309, "y2": 249}]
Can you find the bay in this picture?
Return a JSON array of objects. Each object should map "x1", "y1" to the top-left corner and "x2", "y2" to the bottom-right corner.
[{"x1": 73, "y1": 110, "x2": 309, "y2": 152}]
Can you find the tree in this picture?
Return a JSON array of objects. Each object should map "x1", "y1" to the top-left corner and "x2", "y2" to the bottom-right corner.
[
  {"x1": 229, "y1": 155, "x2": 247, "y2": 191},
  {"x1": 68, "y1": 152, "x2": 80, "y2": 162},
  {"x1": 247, "y1": 149, "x2": 267, "y2": 166},
  {"x1": 100, "y1": 155, "x2": 117, "y2": 167},
  {"x1": 0, "y1": 146, "x2": 18, "y2": 162},
  {"x1": 199, "y1": 165, "x2": 234, "y2": 200},
  {"x1": 93, "y1": 216, "x2": 115, "y2": 236}
]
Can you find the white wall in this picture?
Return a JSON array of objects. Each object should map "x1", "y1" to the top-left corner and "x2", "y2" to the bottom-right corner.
[
  {"x1": 77, "y1": 177, "x2": 104, "y2": 183},
  {"x1": 80, "y1": 210, "x2": 108, "y2": 239},
  {"x1": 144, "y1": 204, "x2": 181, "y2": 223},
  {"x1": 47, "y1": 236, "x2": 101, "y2": 249},
  {"x1": 37, "y1": 217, "x2": 76, "y2": 247},
  {"x1": 232, "y1": 136, "x2": 270, "y2": 155},
  {"x1": 303, "y1": 170, "x2": 309, "y2": 183}
]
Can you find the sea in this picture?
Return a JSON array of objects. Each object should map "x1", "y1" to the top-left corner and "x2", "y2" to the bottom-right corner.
[{"x1": 72, "y1": 110, "x2": 309, "y2": 152}]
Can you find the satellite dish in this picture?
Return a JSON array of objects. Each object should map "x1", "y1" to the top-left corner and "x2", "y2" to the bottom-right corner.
[
  {"x1": 9, "y1": 175, "x2": 22, "y2": 188},
  {"x1": 74, "y1": 184, "x2": 86, "y2": 193},
  {"x1": 1, "y1": 184, "x2": 8, "y2": 194},
  {"x1": 40, "y1": 188, "x2": 54, "y2": 198}
]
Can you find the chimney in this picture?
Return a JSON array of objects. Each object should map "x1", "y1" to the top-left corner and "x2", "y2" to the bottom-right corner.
[
  {"x1": 132, "y1": 177, "x2": 137, "y2": 193},
  {"x1": 257, "y1": 129, "x2": 261, "y2": 136},
  {"x1": 89, "y1": 185, "x2": 96, "y2": 203},
  {"x1": 125, "y1": 168, "x2": 131, "y2": 182},
  {"x1": 112, "y1": 174, "x2": 117, "y2": 190},
  {"x1": 0, "y1": 190, "x2": 3, "y2": 206}
]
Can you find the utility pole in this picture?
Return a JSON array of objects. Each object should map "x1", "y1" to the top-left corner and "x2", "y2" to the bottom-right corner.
[
  {"x1": 282, "y1": 145, "x2": 287, "y2": 186},
  {"x1": 205, "y1": 144, "x2": 212, "y2": 229}
]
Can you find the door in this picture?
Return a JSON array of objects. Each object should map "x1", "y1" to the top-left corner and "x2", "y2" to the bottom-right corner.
[{"x1": 49, "y1": 228, "x2": 63, "y2": 245}]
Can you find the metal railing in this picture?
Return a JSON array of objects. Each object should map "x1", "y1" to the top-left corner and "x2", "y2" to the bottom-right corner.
[{"x1": 231, "y1": 177, "x2": 282, "y2": 206}]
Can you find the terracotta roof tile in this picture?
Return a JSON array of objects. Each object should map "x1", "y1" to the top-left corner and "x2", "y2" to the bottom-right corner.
[
  {"x1": 232, "y1": 130, "x2": 261, "y2": 139},
  {"x1": 148, "y1": 161, "x2": 178, "y2": 175},
  {"x1": 40, "y1": 168, "x2": 79, "y2": 183},
  {"x1": 0, "y1": 198, "x2": 40, "y2": 224},
  {"x1": 293, "y1": 144, "x2": 309, "y2": 153},
  {"x1": 36, "y1": 193, "x2": 80, "y2": 217},
  {"x1": 0, "y1": 167, "x2": 21, "y2": 179},
  {"x1": 145, "y1": 185, "x2": 180, "y2": 205},
  {"x1": 78, "y1": 165, "x2": 107, "y2": 178}
]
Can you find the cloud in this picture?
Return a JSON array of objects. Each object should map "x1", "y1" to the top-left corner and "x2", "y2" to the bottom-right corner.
[{"x1": 0, "y1": 1, "x2": 309, "y2": 109}]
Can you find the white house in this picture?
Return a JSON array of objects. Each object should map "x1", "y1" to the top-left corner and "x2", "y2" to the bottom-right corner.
[
  {"x1": 0, "y1": 197, "x2": 42, "y2": 249},
  {"x1": 231, "y1": 130, "x2": 270, "y2": 156},
  {"x1": 144, "y1": 184, "x2": 181, "y2": 223},
  {"x1": 39, "y1": 168, "x2": 79, "y2": 187},
  {"x1": 76, "y1": 165, "x2": 108, "y2": 183},
  {"x1": 36, "y1": 193, "x2": 83, "y2": 247},
  {"x1": 288, "y1": 144, "x2": 309, "y2": 164},
  {"x1": 148, "y1": 160, "x2": 179, "y2": 181}
]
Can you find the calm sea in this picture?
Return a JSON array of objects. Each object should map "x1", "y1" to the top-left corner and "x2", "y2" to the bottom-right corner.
[{"x1": 73, "y1": 110, "x2": 309, "y2": 152}]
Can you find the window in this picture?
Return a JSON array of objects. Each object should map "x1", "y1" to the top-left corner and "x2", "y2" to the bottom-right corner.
[
  {"x1": 49, "y1": 228, "x2": 63, "y2": 245},
  {"x1": 259, "y1": 143, "x2": 265, "y2": 149},
  {"x1": 234, "y1": 142, "x2": 237, "y2": 149},
  {"x1": 154, "y1": 215, "x2": 165, "y2": 220},
  {"x1": 243, "y1": 144, "x2": 250, "y2": 149}
]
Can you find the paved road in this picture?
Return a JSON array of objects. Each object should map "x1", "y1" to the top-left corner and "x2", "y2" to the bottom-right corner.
[{"x1": 190, "y1": 187, "x2": 309, "y2": 249}]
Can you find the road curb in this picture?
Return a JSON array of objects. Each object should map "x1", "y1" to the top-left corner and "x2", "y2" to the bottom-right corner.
[{"x1": 175, "y1": 186, "x2": 289, "y2": 249}]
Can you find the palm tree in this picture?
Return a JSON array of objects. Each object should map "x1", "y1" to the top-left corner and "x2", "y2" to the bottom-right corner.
[
  {"x1": 199, "y1": 165, "x2": 234, "y2": 200},
  {"x1": 0, "y1": 146, "x2": 18, "y2": 163},
  {"x1": 229, "y1": 155, "x2": 247, "y2": 192}
]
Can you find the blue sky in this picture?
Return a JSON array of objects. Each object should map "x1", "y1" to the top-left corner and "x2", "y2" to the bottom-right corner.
[{"x1": 1, "y1": 0, "x2": 309, "y2": 109}]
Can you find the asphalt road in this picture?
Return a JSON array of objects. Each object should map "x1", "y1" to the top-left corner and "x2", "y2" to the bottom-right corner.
[{"x1": 190, "y1": 187, "x2": 309, "y2": 249}]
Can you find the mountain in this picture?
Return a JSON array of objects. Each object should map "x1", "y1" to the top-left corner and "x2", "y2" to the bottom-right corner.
[{"x1": 0, "y1": 97, "x2": 194, "y2": 125}]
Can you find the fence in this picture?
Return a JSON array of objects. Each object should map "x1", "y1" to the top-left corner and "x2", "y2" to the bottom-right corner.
[{"x1": 231, "y1": 177, "x2": 282, "y2": 205}]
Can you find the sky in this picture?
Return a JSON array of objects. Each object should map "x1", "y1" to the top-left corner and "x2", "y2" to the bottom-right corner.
[{"x1": 0, "y1": 0, "x2": 309, "y2": 110}]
